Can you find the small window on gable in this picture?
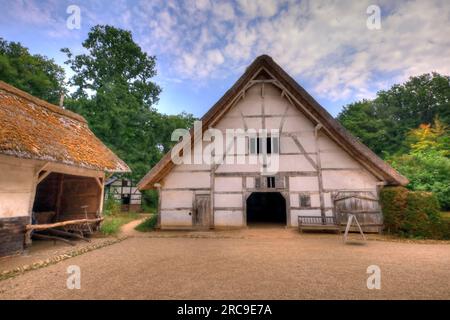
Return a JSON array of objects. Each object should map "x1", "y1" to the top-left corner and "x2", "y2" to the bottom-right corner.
[
  {"x1": 267, "y1": 176, "x2": 276, "y2": 188},
  {"x1": 271, "y1": 136, "x2": 279, "y2": 154},
  {"x1": 266, "y1": 137, "x2": 272, "y2": 154},
  {"x1": 249, "y1": 137, "x2": 258, "y2": 154},
  {"x1": 249, "y1": 136, "x2": 279, "y2": 154},
  {"x1": 299, "y1": 194, "x2": 311, "y2": 208},
  {"x1": 122, "y1": 179, "x2": 129, "y2": 187}
]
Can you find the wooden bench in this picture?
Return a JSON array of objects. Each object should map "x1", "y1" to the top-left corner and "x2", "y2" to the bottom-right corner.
[{"x1": 298, "y1": 216, "x2": 340, "y2": 233}]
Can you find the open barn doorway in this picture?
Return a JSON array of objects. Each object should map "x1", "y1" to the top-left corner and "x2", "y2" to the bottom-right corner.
[
  {"x1": 246, "y1": 192, "x2": 286, "y2": 226},
  {"x1": 31, "y1": 172, "x2": 103, "y2": 233}
]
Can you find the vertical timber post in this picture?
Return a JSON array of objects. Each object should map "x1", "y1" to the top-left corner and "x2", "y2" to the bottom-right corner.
[
  {"x1": 154, "y1": 183, "x2": 162, "y2": 229},
  {"x1": 314, "y1": 124, "x2": 326, "y2": 223}
]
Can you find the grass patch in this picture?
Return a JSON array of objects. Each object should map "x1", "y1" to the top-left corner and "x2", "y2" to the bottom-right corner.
[
  {"x1": 134, "y1": 214, "x2": 157, "y2": 232},
  {"x1": 100, "y1": 212, "x2": 139, "y2": 235},
  {"x1": 441, "y1": 212, "x2": 450, "y2": 221}
]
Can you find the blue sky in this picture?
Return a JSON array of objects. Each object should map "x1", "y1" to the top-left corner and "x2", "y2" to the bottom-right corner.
[{"x1": 1, "y1": 0, "x2": 449, "y2": 117}]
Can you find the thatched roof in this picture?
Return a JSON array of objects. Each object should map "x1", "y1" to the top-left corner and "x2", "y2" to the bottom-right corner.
[
  {"x1": 0, "y1": 81, "x2": 130, "y2": 172},
  {"x1": 138, "y1": 55, "x2": 408, "y2": 189}
]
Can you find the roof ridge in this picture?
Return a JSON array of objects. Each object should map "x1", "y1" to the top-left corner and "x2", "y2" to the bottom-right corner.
[{"x1": 0, "y1": 80, "x2": 87, "y2": 124}]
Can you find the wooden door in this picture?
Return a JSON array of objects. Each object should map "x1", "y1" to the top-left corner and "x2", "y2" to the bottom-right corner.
[
  {"x1": 333, "y1": 191, "x2": 382, "y2": 233},
  {"x1": 193, "y1": 195, "x2": 211, "y2": 228}
]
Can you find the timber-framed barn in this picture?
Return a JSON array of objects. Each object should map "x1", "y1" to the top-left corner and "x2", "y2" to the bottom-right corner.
[{"x1": 139, "y1": 55, "x2": 408, "y2": 230}]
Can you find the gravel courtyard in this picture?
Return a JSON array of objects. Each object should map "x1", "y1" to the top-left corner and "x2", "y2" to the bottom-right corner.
[{"x1": 0, "y1": 228, "x2": 449, "y2": 299}]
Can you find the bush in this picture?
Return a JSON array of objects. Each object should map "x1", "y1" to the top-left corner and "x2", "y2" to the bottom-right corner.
[
  {"x1": 141, "y1": 189, "x2": 158, "y2": 212},
  {"x1": 100, "y1": 218, "x2": 123, "y2": 235},
  {"x1": 403, "y1": 191, "x2": 442, "y2": 238},
  {"x1": 390, "y1": 152, "x2": 450, "y2": 210},
  {"x1": 440, "y1": 220, "x2": 450, "y2": 240},
  {"x1": 103, "y1": 195, "x2": 121, "y2": 216},
  {"x1": 134, "y1": 214, "x2": 157, "y2": 232},
  {"x1": 380, "y1": 187, "x2": 449, "y2": 239},
  {"x1": 380, "y1": 186, "x2": 408, "y2": 233}
]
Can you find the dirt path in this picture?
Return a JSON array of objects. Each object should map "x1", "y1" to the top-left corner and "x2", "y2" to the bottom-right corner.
[
  {"x1": 0, "y1": 228, "x2": 449, "y2": 300},
  {"x1": 119, "y1": 218, "x2": 147, "y2": 237}
]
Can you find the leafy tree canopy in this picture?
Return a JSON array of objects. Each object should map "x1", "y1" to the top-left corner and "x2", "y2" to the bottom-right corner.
[
  {"x1": 0, "y1": 38, "x2": 65, "y2": 104},
  {"x1": 389, "y1": 119, "x2": 450, "y2": 210},
  {"x1": 63, "y1": 25, "x2": 194, "y2": 180},
  {"x1": 338, "y1": 73, "x2": 450, "y2": 157}
]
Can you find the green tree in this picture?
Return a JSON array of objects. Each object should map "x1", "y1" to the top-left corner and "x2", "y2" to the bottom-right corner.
[
  {"x1": 389, "y1": 119, "x2": 450, "y2": 210},
  {"x1": 338, "y1": 73, "x2": 450, "y2": 157},
  {"x1": 63, "y1": 25, "x2": 194, "y2": 181},
  {"x1": 61, "y1": 25, "x2": 160, "y2": 106},
  {"x1": 0, "y1": 38, "x2": 66, "y2": 104},
  {"x1": 406, "y1": 118, "x2": 449, "y2": 157},
  {"x1": 337, "y1": 100, "x2": 390, "y2": 156}
]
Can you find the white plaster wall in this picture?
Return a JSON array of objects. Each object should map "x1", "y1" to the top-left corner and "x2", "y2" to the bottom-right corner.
[
  {"x1": 282, "y1": 115, "x2": 315, "y2": 132},
  {"x1": 173, "y1": 163, "x2": 211, "y2": 172},
  {"x1": 265, "y1": 98, "x2": 287, "y2": 115},
  {"x1": 215, "y1": 116, "x2": 247, "y2": 131},
  {"x1": 278, "y1": 155, "x2": 316, "y2": 172},
  {"x1": 163, "y1": 171, "x2": 210, "y2": 189},
  {"x1": 293, "y1": 133, "x2": 317, "y2": 152},
  {"x1": 214, "y1": 193, "x2": 242, "y2": 208},
  {"x1": 289, "y1": 176, "x2": 319, "y2": 192},
  {"x1": 322, "y1": 170, "x2": 378, "y2": 191},
  {"x1": 318, "y1": 134, "x2": 341, "y2": 151},
  {"x1": 239, "y1": 85, "x2": 262, "y2": 116},
  {"x1": 0, "y1": 157, "x2": 35, "y2": 218},
  {"x1": 320, "y1": 149, "x2": 362, "y2": 169},
  {"x1": 160, "y1": 210, "x2": 192, "y2": 227},
  {"x1": 216, "y1": 162, "x2": 260, "y2": 173},
  {"x1": 214, "y1": 210, "x2": 244, "y2": 227},
  {"x1": 244, "y1": 117, "x2": 263, "y2": 130},
  {"x1": 279, "y1": 136, "x2": 299, "y2": 154},
  {"x1": 265, "y1": 117, "x2": 282, "y2": 130},
  {"x1": 214, "y1": 177, "x2": 242, "y2": 192},
  {"x1": 160, "y1": 190, "x2": 193, "y2": 209}
]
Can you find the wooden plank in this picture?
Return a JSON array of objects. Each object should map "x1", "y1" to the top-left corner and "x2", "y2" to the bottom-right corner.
[
  {"x1": 300, "y1": 225, "x2": 339, "y2": 230},
  {"x1": 26, "y1": 218, "x2": 104, "y2": 231},
  {"x1": 94, "y1": 177, "x2": 103, "y2": 189},
  {"x1": 98, "y1": 175, "x2": 105, "y2": 214},
  {"x1": 214, "y1": 171, "x2": 318, "y2": 177},
  {"x1": 37, "y1": 170, "x2": 51, "y2": 184},
  {"x1": 55, "y1": 173, "x2": 64, "y2": 220},
  {"x1": 285, "y1": 176, "x2": 291, "y2": 227},
  {"x1": 314, "y1": 127, "x2": 326, "y2": 221},
  {"x1": 0, "y1": 216, "x2": 29, "y2": 257}
]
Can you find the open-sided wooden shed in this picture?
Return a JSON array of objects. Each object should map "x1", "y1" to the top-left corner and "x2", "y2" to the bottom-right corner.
[{"x1": 0, "y1": 81, "x2": 130, "y2": 257}]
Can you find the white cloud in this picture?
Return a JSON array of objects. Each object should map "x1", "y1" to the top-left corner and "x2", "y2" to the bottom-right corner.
[
  {"x1": 212, "y1": 2, "x2": 235, "y2": 21},
  {"x1": 144, "y1": 0, "x2": 450, "y2": 100},
  {"x1": 237, "y1": 0, "x2": 279, "y2": 18},
  {"x1": 207, "y1": 49, "x2": 224, "y2": 65},
  {"x1": 195, "y1": 0, "x2": 211, "y2": 11},
  {"x1": 3, "y1": 0, "x2": 449, "y2": 103}
]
